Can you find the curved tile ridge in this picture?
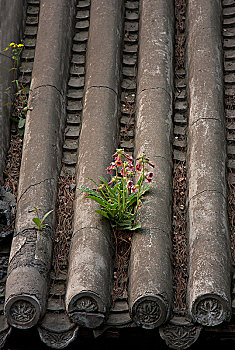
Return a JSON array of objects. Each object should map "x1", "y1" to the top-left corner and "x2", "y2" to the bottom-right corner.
[
  {"x1": 128, "y1": 0, "x2": 174, "y2": 329},
  {"x1": 4, "y1": 0, "x2": 76, "y2": 329},
  {"x1": 186, "y1": 0, "x2": 232, "y2": 326},
  {"x1": 65, "y1": 0, "x2": 124, "y2": 329}
]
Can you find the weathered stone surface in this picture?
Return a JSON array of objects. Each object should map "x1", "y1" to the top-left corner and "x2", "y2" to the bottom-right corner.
[
  {"x1": 66, "y1": 226, "x2": 113, "y2": 327},
  {"x1": 5, "y1": 267, "x2": 48, "y2": 329},
  {"x1": 159, "y1": 317, "x2": 201, "y2": 349},
  {"x1": 68, "y1": 77, "x2": 85, "y2": 88},
  {"x1": 73, "y1": 31, "x2": 89, "y2": 43},
  {"x1": 128, "y1": 0, "x2": 174, "y2": 329},
  {"x1": 188, "y1": 119, "x2": 227, "y2": 201},
  {"x1": 77, "y1": 0, "x2": 90, "y2": 8},
  {"x1": 75, "y1": 19, "x2": 89, "y2": 29},
  {"x1": 4, "y1": 228, "x2": 53, "y2": 329},
  {"x1": 187, "y1": 0, "x2": 231, "y2": 326},
  {"x1": 4, "y1": 0, "x2": 76, "y2": 329},
  {"x1": 125, "y1": 22, "x2": 138, "y2": 32},
  {"x1": 0, "y1": 0, "x2": 26, "y2": 183},
  {"x1": 47, "y1": 298, "x2": 65, "y2": 312},
  {"x1": 137, "y1": 0, "x2": 174, "y2": 95},
  {"x1": 186, "y1": 0, "x2": 224, "y2": 127},
  {"x1": 224, "y1": 16, "x2": 235, "y2": 26},
  {"x1": 72, "y1": 43, "x2": 86, "y2": 53},
  {"x1": 223, "y1": 28, "x2": 235, "y2": 39},
  {"x1": 85, "y1": 0, "x2": 123, "y2": 93},
  {"x1": 224, "y1": 72, "x2": 235, "y2": 84},
  {"x1": 76, "y1": 9, "x2": 89, "y2": 19},
  {"x1": 223, "y1": 0, "x2": 235, "y2": 6},
  {"x1": 106, "y1": 309, "x2": 132, "y2": 327},
  {"x1": 125, "y1": 1, "x2": 139, "y2": 10},
  {"x1": 72, "y1": 88, "x2": 119, "y2": 192},
  {"x1": 136, "y1": 89, "x2": 173, "y2": 162},
  {"x1": 187, "y1": 192, "x2": 231, "y2": 326},
  {"x1": 30, "y1": 0, "x2": 76, "y2": 95},
  {"x1": 66, "y1": 0, "x2": 123, "y2": 328},
  {"x1": 14, "y1": 87, "x2": 64, "y2": 231}
]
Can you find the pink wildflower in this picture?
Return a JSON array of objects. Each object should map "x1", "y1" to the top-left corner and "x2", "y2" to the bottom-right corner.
[
  {"x1": 145, "y1": 171, "x2": 154, "y2": 183},
  {"x1": 115, "y1": 155, "x2": 122, "y2": 167},
  {"x1": 126, "y1": 166, "x2": 133, "y2": 173},
  {"x1": 127, "y1": 180, "x2": 133, "y2": 188},
  {"x1": 131, "y1": 186, "x2": 137, "y2": 193},
  {"x1": 128, "y1": 161, "x2": 134, "y2": 171},
  {"x1": 135, "y1": 163, "x2": 142, "y2": 171},
  {"x1": 147, "y1": 172, "x2": 154, "y2": 179}
]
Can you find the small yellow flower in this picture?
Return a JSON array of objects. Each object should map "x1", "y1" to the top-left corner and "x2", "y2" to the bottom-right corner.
[
  {"x1": 9, "y1": 43, "x2": 15, "y2": 47},
  {"x1": 18, "y1": 44, "x2": 24, "y2": 47},
  {"x1": 4, "y1": 47, "x2": 9, "y2": 51}
]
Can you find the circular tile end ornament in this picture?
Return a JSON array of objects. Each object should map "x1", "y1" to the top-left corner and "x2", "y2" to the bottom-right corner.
[
  {"x1": 131, "y1": 295, "x2": 169, "y2": 329},
  {"x1": 192, "y1": 294, "x2": 231, "y2": 326},
  {"x1": 5, "y1": 295, "x2": 40, "y2": 329}
]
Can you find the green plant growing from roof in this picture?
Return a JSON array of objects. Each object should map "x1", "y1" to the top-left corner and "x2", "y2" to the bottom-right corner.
[
  {"x1": 3, "y1": 42, "x2": 31, "y2": 136},
  {"x1": 78, "y1": 148, "x2": 155, "y2": 232},
  {"x1": 31, "y1": 206, "x2": 53, "y2": 231}
]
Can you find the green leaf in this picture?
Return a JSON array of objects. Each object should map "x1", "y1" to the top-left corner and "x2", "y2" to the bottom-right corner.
[
  {"x1": 108, "y1": 202, "x2": 118, "y2": 210},
  {"x1": 126, "y1": 194, "x2": 138, "y2": 209},
  {"x1": 99, "y1": 176, "x2": 109, "y2": 184},
  {"x1": 100, "y1": 176, "x2": 121, "y2": 196},
  {"x1": 15, "y1": 88, "x2": 31, "y2": 95},
  {"x1": 32, "y1": 206, "x2": 39, "y2": 212},
  {"x1": 40, "y1": 224, "x2": 47, "y2": 229},
  {"x1": 18, "y1": 117, "x2": 25, "y2": 129},
  {"x1": 78, "y1": 186, "x2": 103, "y2": 199},
  {"x1": 129, "y1": 222, "x2": 142, "y2": 231},
  {"x1": 41, "y1": 209, "x2": 53, "y2": 224},
  {"x1": 32, "y1": 217, "x2": 41, "y2": 227},
  {"x1": 86, "y1": 195, "x2": 107, "y2": 207},
  {"x1": 87, "y1": 177, "x2": 99, "y2": 187},
  {"x1": 93, "y1": 209, "x2": 109, "y2": 219},
  {"x1": 19, "y1": 128, "x2": 24, "y2": 137},
  {"x1": 139, "y1": 183, "x2": 151, "y2": 196},
  {"x1": 118, "y1": 220, "x2": 133, "y2": 227},
  {"x1": 141, "y1": 199, "x2": 152, "y2": 206}
]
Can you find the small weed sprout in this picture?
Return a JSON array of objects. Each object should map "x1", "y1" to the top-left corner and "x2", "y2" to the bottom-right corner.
[
  {"x1": 31, "y1": 206, "x2": 53, "y2": 231},
  {"x1": 3, "y1": 42, "x2": 31, "y2": 136},
  {"x1": 78, "y1": 149, "x2": 155, "y2": 232}
]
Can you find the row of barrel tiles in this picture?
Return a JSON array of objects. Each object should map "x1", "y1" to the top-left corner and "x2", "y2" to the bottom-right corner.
[{"x1": 1, "y1": 0, "x2": 235, "y2": 350}]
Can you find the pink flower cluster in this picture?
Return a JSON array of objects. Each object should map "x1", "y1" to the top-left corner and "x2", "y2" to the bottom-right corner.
[{"x1": 106, "y1": 149, "x2": 155, "y2": 193}]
